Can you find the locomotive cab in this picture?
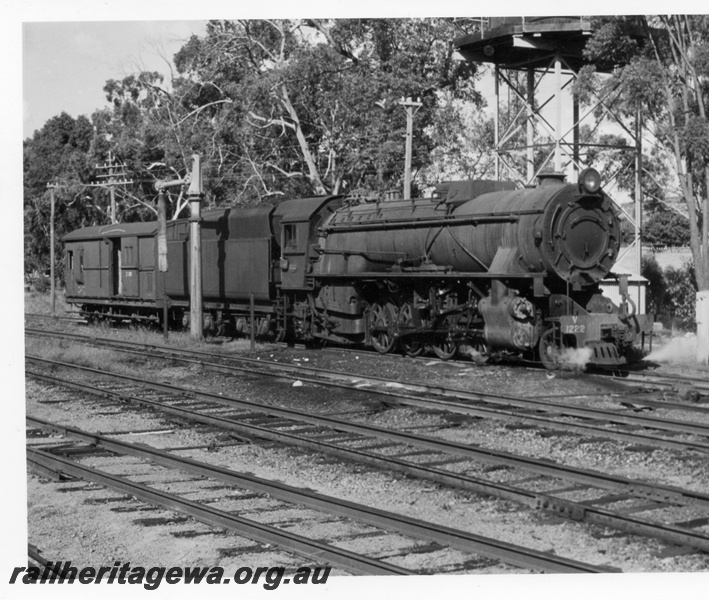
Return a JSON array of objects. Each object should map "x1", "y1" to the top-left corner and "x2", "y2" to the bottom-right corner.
[{"x1": 273, "y1": 196, "x2": 342, "y2": 290}]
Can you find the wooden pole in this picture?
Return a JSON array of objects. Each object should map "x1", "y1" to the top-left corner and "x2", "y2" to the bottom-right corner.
[
  {"x1": 187, "y1": 155, "x2": 204, "y2": 341},
  {"x1": 399, "y1": 97, "x2": 422, "y2": 200},
  {"x1": 249, "y1": 293, "x2": 255, "y2": 352},
  {"x1": 494, "y1": 65, "x2": 500, "y2": 180},
  {"x1": 49, "y1": 186, "x2": 56, "y2": 318},
  {"x1": 404, "y1": 101, "x2": 413, "y2": 200},
  {"x1": 157, "y1": 189, "x2": 169, "y2": 342},
  {"x1": 635, "y1": 109, "x2": 643, "y2": 277}
]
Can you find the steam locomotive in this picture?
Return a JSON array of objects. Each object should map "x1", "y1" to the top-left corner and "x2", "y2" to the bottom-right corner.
[{"x1": 64, "y1": 168, "x2": 652, "y2": 368}]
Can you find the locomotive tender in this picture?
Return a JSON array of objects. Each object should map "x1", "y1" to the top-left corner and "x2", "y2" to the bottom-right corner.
[{"x1": 64, "y1": 168, "x2": 652, "y2": 368}]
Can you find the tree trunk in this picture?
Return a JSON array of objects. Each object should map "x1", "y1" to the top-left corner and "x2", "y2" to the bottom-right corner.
[
  {"x1": 279, "y1": 84, "x2": 328, "y2": 196},
  {"x1": 697, "y1": 168, "x2": 709, "y2": 364},
  {"x1": 684, "y1": 185, "x2": 709, "y2": 365},
  {"x1": 698, "y1": 292, "x2": 709, "y2": 364}
]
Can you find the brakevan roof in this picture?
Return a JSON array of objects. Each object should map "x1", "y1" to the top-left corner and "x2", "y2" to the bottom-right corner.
[
  {"x1": 63, "y1": 222, "x2": 157, "y2": 242},
  {"x1": 63, "y1": 205, "x2": 276, "y2": 243}
]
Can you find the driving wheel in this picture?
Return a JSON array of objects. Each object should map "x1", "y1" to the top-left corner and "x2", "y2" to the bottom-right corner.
[{"x1": 368, "y1": 301, "x2": 397, "y2": 354}]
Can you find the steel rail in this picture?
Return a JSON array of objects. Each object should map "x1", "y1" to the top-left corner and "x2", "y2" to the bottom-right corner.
[
  {"x1": 27, "y1": 370, "x2": 709, "y2": 553},
  {"x1": 27, "y1": 416, "x2": 613, "y2": 574},
  {"x1": 25, "y1": 313, "x2": 83, "y2": 321},
  {"x1": 26, "y1": 447, "x2": 411, "y2": 576},
  {"x1": 617, "y1": 372, "x2": 709, "y2": 393},
  {"x1": 26, "y1": 362, "x2": 709, "y2": 512},
  {"x1": 24, "y1": 332, "x2": 709, "y2": 453},
  {"x1": 26, "y1": 328, "x2": 709, "y2": 439},
  {"x1": 596, "y1": 394, "x2": 709, "y2": 415}
]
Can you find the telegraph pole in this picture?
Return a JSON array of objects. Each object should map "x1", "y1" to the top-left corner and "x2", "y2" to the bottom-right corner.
[
  {"x1": 45, "y1": 183, "x2": 61, "y2": 317},
  {"x1": 93, "y1": 152, "x2": 133, "y2": 223},
  {"x1": 634, "y1": 109, "x2": 643, "y2": 278},
  {"x1": 399, "y1": 97, "x2": 423, "y2": 200}
]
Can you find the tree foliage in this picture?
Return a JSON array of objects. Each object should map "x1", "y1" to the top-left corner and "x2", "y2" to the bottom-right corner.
[
  {"x1": 171, "y1": 19, "x2": 482, "y2": 199},
  {"x1": 23, "y1": 113, "x2": 102, "y2": 280}
]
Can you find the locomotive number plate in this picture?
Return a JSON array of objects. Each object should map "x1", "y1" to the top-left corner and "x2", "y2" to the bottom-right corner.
[{"x1": 562, "y1": 324, "x2": 586, "y2": 334}]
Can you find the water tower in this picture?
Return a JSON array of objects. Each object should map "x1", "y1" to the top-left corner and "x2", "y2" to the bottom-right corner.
[{"x1": 454, "y1": 16, "x2": 647, "y2": 275}]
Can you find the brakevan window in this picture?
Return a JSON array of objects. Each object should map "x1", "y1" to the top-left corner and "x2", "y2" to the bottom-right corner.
[
  {"x1": 75, "y1": 249, "x2": 84, "y2": 284},
  {"x1": 123, "y1": 245, "x2": 134, "y2": 265}
]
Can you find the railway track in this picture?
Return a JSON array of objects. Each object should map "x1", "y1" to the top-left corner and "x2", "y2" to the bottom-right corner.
[
  {"x1": 26, "y1": 357, "x2": 709, "y2": 555},
  {"x1": 25, "y1": 329, "x2": 709, "y2": 454},
  {"x1": 25, "y1": 317, "x2": 709, "y2": 393},
  {"x1": 27, "y1": 416, "x2": 611, "y2": 574}
]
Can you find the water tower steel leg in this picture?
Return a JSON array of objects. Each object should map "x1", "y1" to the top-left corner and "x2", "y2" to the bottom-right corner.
[
  {"x1": 573, "y1": 94, "x2": 580, "y2": 175},
  {"x1": 554, "y1": 56, "x2": 562, "y2": 172},
  {"x1": 527, "y1": 67, "x2": 535, "y2": 183},
  {"x1": 494, "y1": 65, "x2": 500, "y2": 180}
]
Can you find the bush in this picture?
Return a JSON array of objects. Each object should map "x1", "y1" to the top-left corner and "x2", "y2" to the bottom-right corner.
[
  {"x1": 642, "y1": 256, "x2": 697, "y2": 330},
  {"x1": 642, "y1": 210, "x2": 691, "y2": 247},
  {"x1": 31, "y1": 275, "x2": 51, "y2": 294},
  {"x1": 664, "y1": 261, "x2": 697, "y2": 330},
  {"x1": 641, "y1": 255, "x2": 665, "y2": 315}
]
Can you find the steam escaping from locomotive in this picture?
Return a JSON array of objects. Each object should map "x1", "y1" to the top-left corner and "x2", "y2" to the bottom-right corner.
[
  {"x1": 63, "y1": 168, "x2": 652, "y2": 369},
  {"x1": 557, "y1": 347, "x2": 595, "y2": 370},
  {"x1": 646, "y1": 335, "x2": 698, "y2": 364}
]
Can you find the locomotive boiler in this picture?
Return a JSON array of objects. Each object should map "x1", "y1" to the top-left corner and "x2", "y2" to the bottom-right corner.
[{"x1": 64, "y1": 168, "x2": 652, "y2": 369}]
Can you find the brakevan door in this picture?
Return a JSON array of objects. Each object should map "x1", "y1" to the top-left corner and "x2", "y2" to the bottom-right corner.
[
  {"x1": 138, "y1": 236, "x2": 156, "y2": 299},
  {"x1": 120, "y1": 236, "x2": 139, "y2": 297}
]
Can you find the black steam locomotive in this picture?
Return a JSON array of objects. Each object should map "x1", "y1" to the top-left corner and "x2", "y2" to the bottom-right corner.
[{"x1": 64, "y1": 168, "x2": 652, "y2": 368}]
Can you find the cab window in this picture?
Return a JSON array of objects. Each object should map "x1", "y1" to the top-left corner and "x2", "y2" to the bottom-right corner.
[{"x1": 284, "y1": 224, "x2": 297, "y2": 251}]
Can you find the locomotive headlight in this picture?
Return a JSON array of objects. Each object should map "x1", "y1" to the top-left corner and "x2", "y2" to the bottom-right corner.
[{"x1": 578, "y1": 168, "x2": 602, "y2": 194}]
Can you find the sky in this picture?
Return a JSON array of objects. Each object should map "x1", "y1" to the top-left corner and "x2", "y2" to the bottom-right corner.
[{"x1": 23, "y1": 20, "x2": 207, "y2": 139}]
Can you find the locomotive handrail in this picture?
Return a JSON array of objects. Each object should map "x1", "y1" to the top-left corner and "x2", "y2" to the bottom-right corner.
[
  {"x1": 316, "y1": 271, "x2": 548, "y2": 279},
  {"x1": 319, "y1": 211, "x2": 544, "y2": 234}
]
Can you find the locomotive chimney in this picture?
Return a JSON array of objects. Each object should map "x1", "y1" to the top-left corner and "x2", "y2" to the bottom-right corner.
[{"x1": 537, "y1": 172, "x2": 566, "y2": 187}]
